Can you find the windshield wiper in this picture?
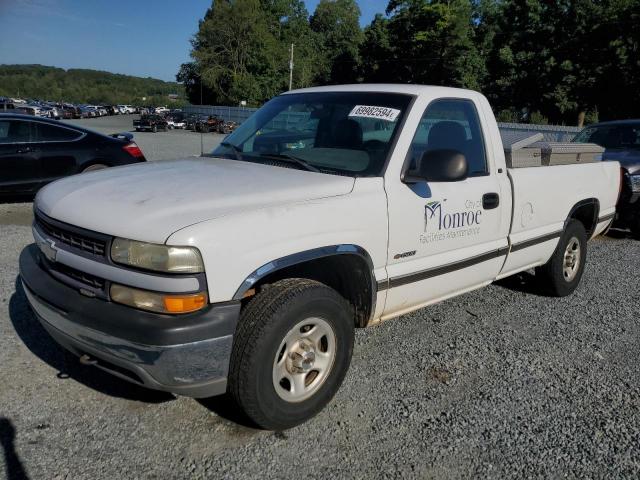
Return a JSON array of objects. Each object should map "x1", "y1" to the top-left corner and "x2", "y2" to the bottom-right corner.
[
  {"x1": 220, "y1": 141, "x2": 243, "y2": 160},
  {"x1": 258, "y1": 153, "x2": 321, "y2": 173}
]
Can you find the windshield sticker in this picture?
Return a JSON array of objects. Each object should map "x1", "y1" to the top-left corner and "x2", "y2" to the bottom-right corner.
[{"x1": 348, "y1": 105, "x2": 401, "y2": 122}]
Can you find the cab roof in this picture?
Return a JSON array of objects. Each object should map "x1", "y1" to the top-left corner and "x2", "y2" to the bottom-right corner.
[{"x1": 286, "y1": 83, "x2": 480, "y2": 98}]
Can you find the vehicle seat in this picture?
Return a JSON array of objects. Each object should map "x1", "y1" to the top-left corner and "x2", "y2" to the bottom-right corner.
[
  {"x1": 333, "y1": 119, "x2": 363, "y2": 149},
  {"x1": 427, "y1": 121, "x2": 468, "y2": 151}
]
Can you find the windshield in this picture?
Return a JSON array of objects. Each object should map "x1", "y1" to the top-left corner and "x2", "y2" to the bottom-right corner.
[
  {"x1": 212, "y1": 92, "x2": 413, "y2": 177},
  {"x1": 574, "y1": 123, "x2": 640, "y2": 149}
]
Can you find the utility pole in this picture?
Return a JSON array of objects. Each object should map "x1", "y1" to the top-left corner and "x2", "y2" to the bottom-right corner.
[
  {"x1": 289, "y1": 43, "x2": 294, "y2": 91},
  {"x1": 200, "y1": 73, "x2": 204, "y2": 156}
]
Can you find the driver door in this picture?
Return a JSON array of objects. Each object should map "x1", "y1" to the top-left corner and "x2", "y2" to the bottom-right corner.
[{"x1": 382, "y1": 98, "x2": 510, "y2": 318}]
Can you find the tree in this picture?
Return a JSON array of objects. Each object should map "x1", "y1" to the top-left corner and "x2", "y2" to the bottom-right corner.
[
  {"x1": 310, "y1": 0, "x2": 364, "y2": 84},
  {"x1": 189, "y1": 0, "x2": 283, "y2": 106},
  {"x1": 359, "y1": 14, "x2": 394, "y2": 82},
  {"x1": 0, "y1": 64, "x2": 184, "y2": 105},
  {"x1": 367, "y1": 0, "x2": 485, "y2": 89}
]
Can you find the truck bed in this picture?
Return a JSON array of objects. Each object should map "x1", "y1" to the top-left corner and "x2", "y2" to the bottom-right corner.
[{"x1": 500, "y1": 160, "x2": 619, "y2": 278}]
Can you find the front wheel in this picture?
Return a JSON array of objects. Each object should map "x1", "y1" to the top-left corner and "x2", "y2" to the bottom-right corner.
[
  {"x1": 228, "y1": 279, "x2": 354, "y2": 430},
  {"x1": 536, "y1": 219, "x2": 587, "y2": 297}
]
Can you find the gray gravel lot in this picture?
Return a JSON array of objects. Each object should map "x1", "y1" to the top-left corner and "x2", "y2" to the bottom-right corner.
[
  {"x1": 1, "y1": 122, "x2": 640, "y2": 478},
  {"x1": 64, "y1": 114, "x2": 225, "y2": 161},
  {"x1": 1, "y1": 205, "x2": 639, "y2": 478}
]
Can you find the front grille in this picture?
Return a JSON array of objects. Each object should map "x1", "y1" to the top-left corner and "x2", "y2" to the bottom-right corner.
[
  {"x1": 52, "y1": 262, "x2": 106, "y2": 290},
  {"x1": 36, "y1": 214, "x2": 107, "y2": 257}
]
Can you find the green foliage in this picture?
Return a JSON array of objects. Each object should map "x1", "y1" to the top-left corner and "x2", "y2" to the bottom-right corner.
[
  {"x1": 385, "y1": 0, "x2": 486, "y2": 89},
  {"x1": 528, "y1": 111, "x2": 549, "y2": 125},
  {"x1": 4, "y1": 1, "x2": 640, "y2": 124},
  {"x1": 495, "y1": 109, "x2": 520, "y2": 123},
  {"x1": 310, "y1": 0, "x2": 363, "y2": 84},
  {"x1": 0, "y1": 64, "x2": 184, "y2": 105}
]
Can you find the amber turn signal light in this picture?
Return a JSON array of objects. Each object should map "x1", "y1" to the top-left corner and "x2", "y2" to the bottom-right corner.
[{"x1": 163, "y1": 293, "x2": 208, "y2": 314}]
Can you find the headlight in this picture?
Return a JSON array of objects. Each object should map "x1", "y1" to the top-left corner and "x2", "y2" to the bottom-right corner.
[
  {"x1": 110, "y1": 284, "x2": 208, "y2": 314},
  {"x1": 628, "y1": 174, "x2": 640, "y2": 194},
  {"x1": 111, "y1": 238, "x2": 204, "y2": 273}
]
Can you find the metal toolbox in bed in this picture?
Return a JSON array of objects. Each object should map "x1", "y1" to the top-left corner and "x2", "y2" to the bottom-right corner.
[
  {"x1": 502, "y1": 133, "x2": 543, "y2": 168},
  {"x1": 532, "y1": 142, "x2": 604, "y2": 166}
]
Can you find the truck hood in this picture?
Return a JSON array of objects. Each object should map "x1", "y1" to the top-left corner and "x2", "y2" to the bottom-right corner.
[{"x1": 36, "y1": 158, "x2": 355, "y2": 243}]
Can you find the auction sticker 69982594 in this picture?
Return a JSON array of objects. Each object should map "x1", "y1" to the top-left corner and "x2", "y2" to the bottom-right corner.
[{"x1": 348, "y1": 105, "x2": 401, "y2": 122}]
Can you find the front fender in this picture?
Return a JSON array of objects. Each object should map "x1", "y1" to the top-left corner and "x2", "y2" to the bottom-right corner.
[{"x1": 166, "y1": 178, "x2": 389, "y2": 304}]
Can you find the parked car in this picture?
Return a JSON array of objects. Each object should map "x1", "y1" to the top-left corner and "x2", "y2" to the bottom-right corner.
[
  {"x1": 117, "y1": 105, "x2": 135, "y2": 114},
  {"x1": 18, "y1": 85, "x2": 620, "y2": 430},
  {"x1": 185, "y1": 113, "x2": 201, "y2": 131},
  {"x1": 15, "y1": 105, "x2": 39, "y2": 116},
  {"x1": 166, "y1": 113, "x2": 186, "y2": 129},
  {"x1": 155, "y1": 106, "x2": 169, "y2": 114},
  {"x1": 79, "y1": 106, "x2": 96, "y2": 118},
  {"x1": 133, "y1": 114, "x2": 169, "y2": 132},
  {"x1": 218, "y1": 120, "x2": 239, "y2": 134},
  {"x1": 574, "y1": 119, "x2": 640, "y2": 236},
  {"x1": 0, "y1": 102, "x2": 15, "y2": 112},
  {"x1": 62, "y1": 105, "x2": 82, "y2": 119},
  {"x1": 0, "y1": 113, "x2": 146, "y2": 196},
  {"x1": 40, "y1": 106, "x2": 61, "y2": 120},
  {"x1": 195, "y1": 115, "x2": 223, "y2": 133}
]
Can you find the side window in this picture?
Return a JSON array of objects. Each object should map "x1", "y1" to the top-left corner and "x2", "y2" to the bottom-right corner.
[
  {"x1": 0, "y1": 120, "x2": 32, "y2": 143},
  {"x1": 408, "y1": 99, "x2": 488, "y2": 177},
  {"x1": 33, "y1": 123, "x2": 82, "y2": 142},
  {"x1": 0, "y1": 121, "x2": 9, "y2": 142}
]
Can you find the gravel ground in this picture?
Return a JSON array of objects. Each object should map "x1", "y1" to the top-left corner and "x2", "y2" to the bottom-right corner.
[{"x1": 1, "y1": 196, "x2": 639, "y2": 478}]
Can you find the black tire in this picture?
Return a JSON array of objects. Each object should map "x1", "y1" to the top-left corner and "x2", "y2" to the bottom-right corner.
[
  {"x1": 630, "y1": 218, "x2": 640, "y2": 240},
  {"x1": 536, "y1": 219, "x2": 587, "y2": 297},
  {"x1": 228, "y1": 279, "x2": 354, "y2": 430}
]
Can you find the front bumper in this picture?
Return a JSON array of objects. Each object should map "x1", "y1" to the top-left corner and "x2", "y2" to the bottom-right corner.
[{"x1": 19, "y1": 244, "x2": 240, "y2": 398}]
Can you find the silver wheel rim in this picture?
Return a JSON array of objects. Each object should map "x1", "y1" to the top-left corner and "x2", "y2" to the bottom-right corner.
[
  {"x1": 563, "y1": 236, "x2": 581, "y2": 282},
  {"x1": 272, "y1": 317, "x2": 336, "y2": 403}
]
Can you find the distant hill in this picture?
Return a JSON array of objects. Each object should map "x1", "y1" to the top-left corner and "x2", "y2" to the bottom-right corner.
[{"x1": 0, "y1": 64, "x2": 185, "y2": 105}]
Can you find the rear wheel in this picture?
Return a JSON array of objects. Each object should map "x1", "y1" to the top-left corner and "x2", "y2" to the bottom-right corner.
[
  {"x1": 228, "y1": 279, "x2": 354, "y2": 430},
  {"x1": 536, "y1": 219, "x2": 587, "y2": 297}
]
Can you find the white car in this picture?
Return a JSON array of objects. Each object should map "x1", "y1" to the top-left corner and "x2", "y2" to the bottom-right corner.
[
  {"x1": 155, "y1": 106, "x2": 169, "y2": 114},
  {"x1": 20, "y1": 84, "x2": 620, "y2": 430},
  {"x1": 166, "y1": 115, "x2": 185, "y2": 129},
  {"x1": 117, "y1": 105, "x2": 135, "y2": 114}
]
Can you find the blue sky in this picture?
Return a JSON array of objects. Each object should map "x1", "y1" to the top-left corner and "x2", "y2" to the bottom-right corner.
[{"x1": 0, "y1": 0, "x2": 386, "y2": 82}]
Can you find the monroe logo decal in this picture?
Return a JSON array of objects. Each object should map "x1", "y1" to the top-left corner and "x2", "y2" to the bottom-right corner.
[{"x1": 421, "y1": 199, "x2": 483, "y2": 244}]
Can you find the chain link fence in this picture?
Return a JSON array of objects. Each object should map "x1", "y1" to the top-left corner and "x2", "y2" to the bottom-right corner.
[{"x1": 183, "y1": 105, "x2": 583, "y2": 143}]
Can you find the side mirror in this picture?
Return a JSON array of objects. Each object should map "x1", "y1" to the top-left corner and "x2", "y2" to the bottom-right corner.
[{"x1": 403, "y1": 149, "x2": 468, "y2": 183}]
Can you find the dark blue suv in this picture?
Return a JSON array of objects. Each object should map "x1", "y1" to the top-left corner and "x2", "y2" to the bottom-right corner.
[{"x1": 574, "y1": 120, "x2": 640, "y2": 237}]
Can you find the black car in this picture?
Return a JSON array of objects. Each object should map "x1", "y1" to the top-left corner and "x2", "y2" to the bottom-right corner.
[
  {"x1": 574, "y1": 120, "x2": 640, "y2": 237},
  {"x1": 133, "y1": 114, "x2": 169, "y2": 132},
  {"x1": 0, "y1": 113, "x2": 147, "y2": 197}
]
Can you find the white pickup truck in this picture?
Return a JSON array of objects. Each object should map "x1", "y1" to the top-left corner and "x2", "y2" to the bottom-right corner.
[{"x1": 20, "y1": 85, "x2": 620, "y2": 430}]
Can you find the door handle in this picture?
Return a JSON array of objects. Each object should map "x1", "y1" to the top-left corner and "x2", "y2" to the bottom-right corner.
[
  {"x1": 483, "y1": 192, "x2": 500, "y2": 210},
  {"x1": 16, "y1": 146, "x2": 33, "y2": 154}
]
